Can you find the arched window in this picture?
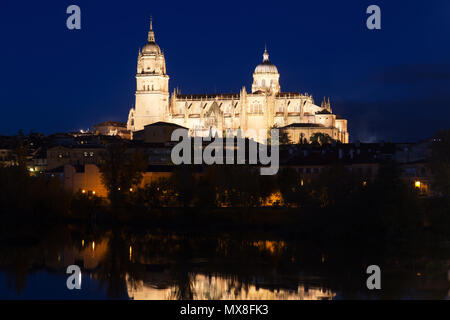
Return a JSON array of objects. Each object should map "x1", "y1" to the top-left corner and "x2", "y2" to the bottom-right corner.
[{"x1": 262, "y1": 79, "x2": 266, "y2": 87}]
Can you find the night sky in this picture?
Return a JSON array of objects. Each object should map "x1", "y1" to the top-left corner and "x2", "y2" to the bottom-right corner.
[{"x1": 1, "y1": 0, "x2": 449, "y2": 142}]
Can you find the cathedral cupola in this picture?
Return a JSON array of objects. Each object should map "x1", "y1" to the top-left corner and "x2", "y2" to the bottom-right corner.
[
  {"x1": 142, "y1": 16, "x2": 162, "y2": 55},
  {"x1": 252, "y1": 46, "x2": 280, "y2": 94},
  {"x1": 254, "y1": 47, "x2": 279, "y2": 74}
]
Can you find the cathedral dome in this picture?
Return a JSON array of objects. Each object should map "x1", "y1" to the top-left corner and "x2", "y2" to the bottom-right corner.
[
  {"x1": 142, "y1": 42, "x2": 161, "y2": 54},
  {"x1": 254, "y1": 48, "x2": 278, "y2": 74}
]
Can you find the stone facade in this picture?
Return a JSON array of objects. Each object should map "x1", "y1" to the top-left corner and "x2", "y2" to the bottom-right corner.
[
  {"x1": 127, "y1": 19, "x2": 349, "y2": 144},
  {"x1": 93, "y1": 121, "x2": 131, "y2": 140}
]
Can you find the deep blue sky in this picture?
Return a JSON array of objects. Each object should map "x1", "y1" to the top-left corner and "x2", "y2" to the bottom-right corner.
[{"x1": 1, "y1": 0, "x2": 449, "y2": 142}]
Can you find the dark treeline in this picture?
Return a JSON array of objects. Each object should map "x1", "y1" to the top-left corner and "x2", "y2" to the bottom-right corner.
[{"x1": 0, "y1": 131, "x2": 449, "y2": 246}]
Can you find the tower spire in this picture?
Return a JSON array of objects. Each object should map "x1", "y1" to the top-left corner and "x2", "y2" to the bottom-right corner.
[
  {"x1": 263, "y1": 44, "x2": 269, "y2": 62},
  {"x1": 148, "y1": 15, "x2": 155, "y2": 42}
]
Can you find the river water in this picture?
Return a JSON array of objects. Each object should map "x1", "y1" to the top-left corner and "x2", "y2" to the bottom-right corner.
[{"x1": 0, "y1": 226, "x2": 448, "y2": 299}]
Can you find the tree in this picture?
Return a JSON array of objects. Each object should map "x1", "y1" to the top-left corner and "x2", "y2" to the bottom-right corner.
[
  {"x1": 429, "y1": 130, "x2": 450, "y2": 198},
  {"x1": 99, "y1": 142, "x2": 146, "y2": 208},
  {"x1": 310, "y1": 133, "x2": 333, "y2": 145},
  {"x1": 171, "y1": 165, "x2": 197, "y2": 207},
  {"x1": 269, "y1": 125, "x2": 291, "y2": 145}
]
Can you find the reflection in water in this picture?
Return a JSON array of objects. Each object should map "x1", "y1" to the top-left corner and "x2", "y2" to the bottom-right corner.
[
  {"x1": 126, "y1": 274, "x2": 335, "y2": 300},
  {"x1": 0, "y1": 226, "x2": 448, "y2": 300}
]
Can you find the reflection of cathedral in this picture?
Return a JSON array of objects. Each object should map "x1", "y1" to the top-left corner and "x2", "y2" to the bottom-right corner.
[{"x1": 127, "y1": 18, "x2": 349, "y2": 144}]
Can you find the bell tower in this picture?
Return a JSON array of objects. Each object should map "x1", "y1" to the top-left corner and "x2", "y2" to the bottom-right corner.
[{"x1": 128, "y1": 17, "x2": 170, "y2": 132}]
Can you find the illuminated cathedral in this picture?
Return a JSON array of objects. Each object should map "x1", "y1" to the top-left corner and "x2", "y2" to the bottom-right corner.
[{"x1": 127, "y1": 18, "x2": 349, "y2": 144}]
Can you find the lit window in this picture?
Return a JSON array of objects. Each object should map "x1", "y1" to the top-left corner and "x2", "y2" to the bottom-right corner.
[{"x1": 415, "y1": 181, "x2": 421, "y2": 188}]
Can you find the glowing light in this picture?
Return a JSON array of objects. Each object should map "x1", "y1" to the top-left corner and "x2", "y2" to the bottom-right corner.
[
  {"x1": 129, "y1": 188, "x2": 133, "y2": 192},
  {"x1": 82, "y1": 189, "x2": 86, "y2": 194},
  {"x1": 92, "y1": 191, "x2": 96, "y2": 195},
  {"x1": 300, "y1": 179, "x2": 304, "y2": 186},
  {"x1": 81, "y1": 239, "x2": 84, "y2": 247},
  {"x1": 92, "y1": 241, "x2": 95, "y2": 251},
  {"x1": 129, "y1": 246, "x2": 133, "y2": 261},
  {"x1": 415, "y1": 181, "x2": 421, "y2": 188},
  {"x1": 363, "y1": 181, "x2": 367, "y2": 187}
]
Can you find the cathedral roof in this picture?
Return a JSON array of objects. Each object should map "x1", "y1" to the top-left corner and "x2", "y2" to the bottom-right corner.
[
  {"x1": 281, "y1": 123, "x2": 326, "y2": 128},
  {"x1": 176, "y1": 93, "x2": 240, "y2": 100},
  {"x1": 316, "y1": 110, "x2": 332, "y2": 115},
  {"x1": 143, "y1": 121, "x2": 187, "y2": 129},
  {"x1": 254, "y1": 47, "x2": 278, "y2": 74}
]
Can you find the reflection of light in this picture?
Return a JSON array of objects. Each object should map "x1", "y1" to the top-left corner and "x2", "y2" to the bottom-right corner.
[
  {"x1": 92, "y1": 242, "x2": 95, "y2": 251},
  {"x1": 415, "y1": 181, "x2": 421, "y2": 188},
  {"x1": 129, "y1": 246, "x2": 132, "y2": 261},
  {"x1": 82, "y1": 239, "x2": 84, "y2": 247},
  {"x1": 125, "y1": 274, "x2": 336, "y2": 300}
]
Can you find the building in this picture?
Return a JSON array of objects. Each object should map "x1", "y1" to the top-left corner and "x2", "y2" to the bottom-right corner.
[
  {"x1": 127, "y1": 18, "x2": 349, "y2": 144},
  {"x1": 93, "y1": 121, "x2": 131, "y2": 140},
  {"x1": 133, "y1": 121, "x2": 187, "y2": 144},
  {"x1": 47, "y1": 144, "x2": 106, "y2": 171},
  {"x1": 62, "y1": 163, "x2": 177, "y2": 197}
]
